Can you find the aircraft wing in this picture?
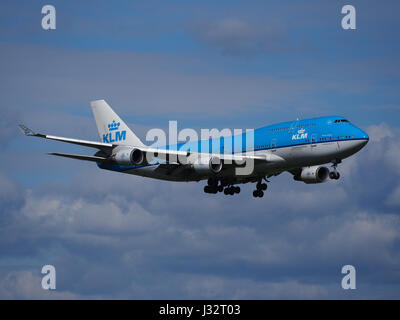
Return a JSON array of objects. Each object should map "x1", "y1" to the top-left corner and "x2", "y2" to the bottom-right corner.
[
  {"x1": 19, "y1": 124, "x2": 113, "y2": 151},
  {"x1": 19, "y1": 125, "x2": 284, "y2": 164},
  {"x1": 19, "y1": 125, "x2": 191, "y2": 158}
]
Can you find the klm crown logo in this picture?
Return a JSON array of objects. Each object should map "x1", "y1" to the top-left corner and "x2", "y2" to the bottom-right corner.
[
  {"x1": 108, "y1": 120, "x2": 120, "y2": 131},
  {"x1": 103, "y1": 120, "x2": 126, "y2": 143}
]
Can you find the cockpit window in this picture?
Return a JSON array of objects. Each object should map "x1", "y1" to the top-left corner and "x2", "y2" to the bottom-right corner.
[{"x1": 334, "y1": 119, "x2": 349, "y2": 123}]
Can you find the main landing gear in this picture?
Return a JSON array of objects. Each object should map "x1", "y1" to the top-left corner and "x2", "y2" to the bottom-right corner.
[
  {"x1": 329, "y1": 159, "x2": 341, "y2": 180},
  {"x1": 203, "y1": 178, "x2": 240, "y2": 195},
  {"x1": 224, "y1": 186, "x2": 241, "y2": 195},
  {"x1": 204, "y1": 177, "x2": 270, "y2": 197},
  {"x1": 252, "y1": 180, "x2": 267, "y2": 198}
]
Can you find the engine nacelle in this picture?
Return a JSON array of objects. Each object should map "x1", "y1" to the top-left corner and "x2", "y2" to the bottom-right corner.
[
  {"x1": 113, "y1": 148, "x2": 145, "y2": 166},
  {"x1": 192, "y1": 156, "x2": 223, "y2": 175},
  {"x1": 294, "y1": 165, "x2": 329, "y2": 184}
]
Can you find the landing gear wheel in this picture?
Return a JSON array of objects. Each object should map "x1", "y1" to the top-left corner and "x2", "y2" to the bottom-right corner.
[
  {"x1": 256, "y1": 181, "x2": 268, "y2": 191},
  {"x1": 261, "y1": 183, "x2": 267, "y2": 191},
  {"x1": 329, "y1": 171, "x2": 340, "y2": 180},
  {"x1": 223, "y1": 186, "x2": 240, "y2": 195},
  {"x1": 204, "y1": 186, "x2": 217, "y2": 194},
  {"x1": 224, "y1": 187, "x2": 232, "y2": 195},
  {"x1": 253, "y1": 190, "x2": 264, "y2": 198}
]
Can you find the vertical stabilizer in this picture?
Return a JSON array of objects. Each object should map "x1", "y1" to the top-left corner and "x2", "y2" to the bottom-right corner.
[{"x1": 90, "y1": 100, "x2": 145, "y2": 147}]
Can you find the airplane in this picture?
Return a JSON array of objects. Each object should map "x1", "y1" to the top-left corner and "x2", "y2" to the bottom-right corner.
[{"x1": 19, "y1": 100, "x2": 369, "y2": 198}]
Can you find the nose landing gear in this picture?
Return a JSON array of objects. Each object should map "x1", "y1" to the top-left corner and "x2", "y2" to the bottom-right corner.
[
  {"x1": 329, "y1": 171, "x2": 340, "y2": 180},
  {"x1": 330, "y1": 159, "x2": 341, "y2": 180}
]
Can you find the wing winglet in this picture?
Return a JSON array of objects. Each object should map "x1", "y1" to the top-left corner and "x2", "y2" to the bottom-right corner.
[{"x1": 18, "y1": 124, "x2": 37, "y2": 136}]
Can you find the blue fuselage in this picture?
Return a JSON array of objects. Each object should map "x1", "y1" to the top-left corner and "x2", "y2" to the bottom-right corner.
[
  {"x1": 97, "y1": 115, "x2": 369, "y2": 181},
  {"x1": 171, "y1": 115, "x2": 369, "y2": 154}
]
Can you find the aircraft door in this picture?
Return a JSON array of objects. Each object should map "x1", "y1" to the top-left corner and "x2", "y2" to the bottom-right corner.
[
  {"x1": 271, "y1": 138, "x2": 277, "y2": 151},
  {"x1": 311, "y1": 133, "x2": 317, "y2": 151},
  {"x1": 289, "y1": 120, "x2": 297, "y2": 135}
]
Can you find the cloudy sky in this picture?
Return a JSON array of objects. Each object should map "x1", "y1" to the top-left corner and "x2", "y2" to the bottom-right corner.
[{"x1": 1, "y1": 0, "x2": 400, "y2": 299}]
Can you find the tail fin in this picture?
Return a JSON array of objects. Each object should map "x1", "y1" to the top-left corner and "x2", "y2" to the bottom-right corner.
[{"x1": 90, "y1": 100, "x2": 145, "y2": 147}]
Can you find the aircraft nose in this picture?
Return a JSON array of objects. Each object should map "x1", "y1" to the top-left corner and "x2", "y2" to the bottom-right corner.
[
  {"x1": 357, "y1": 129, "x2": 369, "y2": 148},
  {"x1": 360, "y1": 130, "x2": 369, "y2": 144},
  {"x1": 359, "y1": 138, "x2": 368, "y2": 148}
]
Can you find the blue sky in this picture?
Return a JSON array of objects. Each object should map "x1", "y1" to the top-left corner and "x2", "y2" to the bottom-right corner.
[{"x1": 0, "y1": 0, "x2": 400, "y2": 299}]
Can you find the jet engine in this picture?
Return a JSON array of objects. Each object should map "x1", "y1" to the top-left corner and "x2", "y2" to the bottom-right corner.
[
  {"x1": 192, "y1": 156, "x2": 223, "y2": 175},
  {"x1": 112, "y1": 148, "x2": 145, "y2": 166},
  {"x1": 293, "y1": 165, "x2": 330, "y2": 184}
]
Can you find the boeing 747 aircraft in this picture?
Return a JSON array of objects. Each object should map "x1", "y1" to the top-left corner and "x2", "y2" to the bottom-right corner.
[{"x1": 19, "y1": 100, "x2": 369, "y2": 198}]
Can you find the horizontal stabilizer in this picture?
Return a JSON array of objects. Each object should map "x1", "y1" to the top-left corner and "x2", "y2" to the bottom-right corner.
[{"x1": 48, "y1": 153, "x2": 108, "y2": 162}]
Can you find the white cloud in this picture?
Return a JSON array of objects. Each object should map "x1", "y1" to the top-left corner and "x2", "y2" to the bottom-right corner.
[
  {"x1": 19, "y1": 188, "x2": 167, "y2": 239},
  {"x1": 367, "y1": 123, "x2": 395, "y2": 142}
]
